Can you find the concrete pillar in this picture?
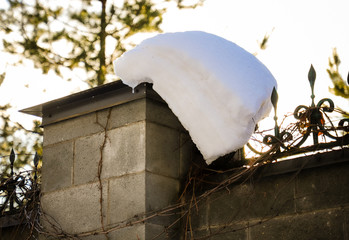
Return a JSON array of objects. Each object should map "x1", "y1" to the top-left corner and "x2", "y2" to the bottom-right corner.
[{"x1": 22, "y1": 82, "x2": 194, "y2": 239}]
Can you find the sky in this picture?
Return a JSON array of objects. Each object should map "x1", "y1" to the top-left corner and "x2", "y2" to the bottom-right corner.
[
  {"x1": 161, "y1": 0, "x2": 349, "y2": 113},
  {"x1": 0, "y1": 0, "x2": 348, "y2": 128}
]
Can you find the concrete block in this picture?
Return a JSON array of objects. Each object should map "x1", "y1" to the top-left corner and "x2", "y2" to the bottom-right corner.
[
  {"x1": 184, "y1": 225, "x2": 246, "y2": 240},
  {"x1": 74, "y1": 122, "x2": 147, "y2": 184},
  {"x1": 79, "y1": 235, "x2": 110, "y2": 240},
  {"x1": 94, "y1": 107, "x2": 113, "y2": 130},
  {"x1": 74, "y1": 132, "x2": 105, "y2": 185},
  {"x1": 146, "y1": 173, "x2": 179, "y2": 210},
  {"x1": 146, "y1": 123, "x2": 180, "y2": 178},
  {"x1": 40, "y1": 232, "x2": 108, "y2": 240},
  {"x1": 40, "y1": 181, "x2": 108, "y2": 235},
  {"x1": 245, "y1": 174, "x2": 295, "y2": 219},
  {"x1": 108, "y1": 223, "x2": 172, "y2": 240},
  {"x1": 345, "y1": 207, "x2": 349, "y2": 239},
  {"x1": 102, "y1": 122, "x2": 146, "y2": 179},
  {"x1": 108, "y1": 172, "x2": 180, "y2": 228},
  {"x1": 187, "y1": 196, "x2": 209, "y2": 230},
  {"x1": 186, "y1": 229, "x2": 210, "y2": 240},
  {"x1": 38, "y1": 235, "x2": 46, "y2": 240},
  {"x1": 108, "y1": 225, "x2": 145, "y2": 240},
  {"x1": 108, "y1": 173, "x2": 146, "y2": 225},
  {"x1": 107, "y1": 99, "x2": 147, "y2": 130},
  {"x1": 145, "y1": 223, "x2": 178, "y2": 240},
  {"x1": 41, "y1": 141, "x2": 74, "y2": 192},
  {"x1": 209, "y1": 174, "x2": 295, "y2": 225},
  {"x1": 209, "y1": 184, "x2": 253, "y2": 225},
  {"x1": 179, "y1": 133, "x2": 196, "y2": 180},
  {"x1": 146, "y1": 99, "x2": 184, "y2": 131},
  {"x1": 295, "y1": 162, "x2": 349, "y2": 212},
  {"x1": 249, "y1": 209, "x2": 345, "y2": 240},
  {"x1": 209, "y1": 224, "x2": 248, "y2": 240},
  {"x1": 145, "y1": 173, "x2": 180, "y2": 226},
  {"x1": 43, "y1": 112, "x2": 105, "y2": 146}
]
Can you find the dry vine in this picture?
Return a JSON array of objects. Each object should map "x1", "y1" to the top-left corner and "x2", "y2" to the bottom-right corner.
[{"x1": 95, "y1": 108, "x2": 112, "y2": 240}]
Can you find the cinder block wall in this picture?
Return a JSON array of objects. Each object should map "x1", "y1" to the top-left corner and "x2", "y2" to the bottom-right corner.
[
  {"x1": 188, "y1": 150, "x2": 349, "y2": 240},
  {"x1": 28, "y1": 81, "x2": 349, "y2": 240},
  {"x1": 40, "y1": 97, "x2": 194, "y2": 239}
]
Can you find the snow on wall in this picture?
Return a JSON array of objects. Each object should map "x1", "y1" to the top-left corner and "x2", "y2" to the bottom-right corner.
[{"x1": 114, "y1": 31, "x2": 277, "y2": 165}]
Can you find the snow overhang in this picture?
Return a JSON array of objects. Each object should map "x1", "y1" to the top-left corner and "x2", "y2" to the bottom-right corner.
[{"x1": 114, "y1": 31, "x2": 277, "y2": 164}]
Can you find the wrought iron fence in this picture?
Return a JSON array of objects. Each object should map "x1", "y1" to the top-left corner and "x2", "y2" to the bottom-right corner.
[
  {"x1": 0, "y1": 149, "x2": 40, "y2": 216},
  {"x1": 247, "y1": 65, "x2": 349, "y2": 160}
]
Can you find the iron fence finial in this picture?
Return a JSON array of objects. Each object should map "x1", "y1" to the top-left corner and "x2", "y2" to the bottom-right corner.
[
  {"x1": 308, "y1": 65, "x2": 316, "y2": 107},
  {"x1": 10, "y1": 149, "x2": 15, "y2": 176}
]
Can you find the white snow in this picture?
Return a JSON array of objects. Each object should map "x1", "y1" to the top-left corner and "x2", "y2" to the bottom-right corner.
[{"x1": 114, "y1": 31, "x2": 277, "y2": 164}]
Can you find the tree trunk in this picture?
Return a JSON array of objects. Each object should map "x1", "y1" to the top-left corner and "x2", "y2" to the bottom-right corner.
[{"x1": 98, "y1": 0, "x2": 107, "y2": 86}]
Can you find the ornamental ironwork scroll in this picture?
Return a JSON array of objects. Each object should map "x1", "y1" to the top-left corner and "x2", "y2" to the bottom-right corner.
[
  {"x1": 247, "y1": 65, "x2": 349, "y2": 158},
  {"x1": 0, "y1": 149, "x2": 39, "y2": 215}
]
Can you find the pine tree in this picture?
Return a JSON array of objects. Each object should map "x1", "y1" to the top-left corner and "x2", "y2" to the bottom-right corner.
[
  {"x1": 327, "y1": 48, "x2": 349, "y2": 99},
  {"x1": 0, "y1": 0, "x2": 203, "y2": 169},
  {"x1": 0, "y1": 0, "x2": 204, "y2": 87},
  {"x1": 0, "y1": 104, "x2": 42, "y2": 172}
]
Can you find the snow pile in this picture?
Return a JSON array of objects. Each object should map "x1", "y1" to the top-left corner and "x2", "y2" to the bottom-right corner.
[{"x1": 114, "y1": 31, "x2": 277, "y2": 164}]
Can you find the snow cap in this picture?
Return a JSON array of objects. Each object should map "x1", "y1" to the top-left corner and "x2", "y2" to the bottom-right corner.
[{"x1": 114, "y1": 31, "x2": 277, "y2": 164}]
